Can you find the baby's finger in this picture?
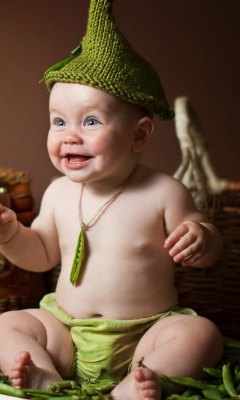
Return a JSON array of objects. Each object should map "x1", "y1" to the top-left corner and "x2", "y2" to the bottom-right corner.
[
  {"x1": 172, "y1": 236, "x2": 202, "y2": 263},
  {"x1": 164, "y1": 224, "x2": 189, "y2": 249},
  {"x1": 0, "y1": 204, "x2": 7, "y2": 221},
  {"x1": 181, "y1": 256, "x2": 195, "y2": 267},
  {"x1": 181, "y1": 251, "x2": 202, "y2": 266},
  {"x1": 0, "y1": 204, "x2": 15, "y2": 223},
  {"x1": 172, "y1": 245, "x2": 195, "y2": 263},
  {"x1": 168, "y1": 233, "x2": 196, "y2": 259}
]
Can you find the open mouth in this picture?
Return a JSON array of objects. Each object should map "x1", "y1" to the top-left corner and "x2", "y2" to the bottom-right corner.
[
  {"x1": 66, "y1": 154, "x2": 91, "y2": 163},
  {"x1": 64, "y1": 154, "x2": 93, "y2": 169}
]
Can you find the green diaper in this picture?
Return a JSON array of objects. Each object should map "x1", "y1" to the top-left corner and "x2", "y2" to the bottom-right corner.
[{"x1": 40, "y1": 293, "x2": 196, "y2": 384}]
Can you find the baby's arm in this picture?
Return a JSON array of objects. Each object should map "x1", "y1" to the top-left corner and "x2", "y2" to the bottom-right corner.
[
  {"x1": 163, "y1": 179, "x2": 222, "y2": 267},
  {"x1": 0, "y1": 184, "x2": 60, "y2": 272}
]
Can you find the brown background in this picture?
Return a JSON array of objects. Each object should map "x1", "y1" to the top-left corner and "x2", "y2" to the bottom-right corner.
[{"x1": 1, "y1": 0, "x2": 240, "y2": 211}]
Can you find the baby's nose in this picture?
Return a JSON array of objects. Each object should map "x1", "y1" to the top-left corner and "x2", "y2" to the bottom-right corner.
[{"x1": 63, "y1": 129, "x2": 83, "y2": 144}]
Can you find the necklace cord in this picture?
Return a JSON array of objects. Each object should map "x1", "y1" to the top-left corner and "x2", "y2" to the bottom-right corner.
[
  {"x1": 79, "y1": 165, "x2": 138, "y2": 229},
  {"x1": 70, "y1": 166, "x2": 138, "y2": 285}
]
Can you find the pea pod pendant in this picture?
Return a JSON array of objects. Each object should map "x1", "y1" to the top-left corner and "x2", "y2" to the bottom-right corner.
[
  {"x1": 70, "y1": 168, "x2": 137, "y2": 285},
  {"x1": 70, "y1": 224, "x2": 86, "y2": 285}
]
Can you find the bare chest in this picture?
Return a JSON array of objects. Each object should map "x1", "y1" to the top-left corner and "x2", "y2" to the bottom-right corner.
[
  {"x1": 56, "y1": 193, "x2": 165, "y2": 259},
  {"x1": 54, "y1": 187, "x2": 176, "y2": 318}
]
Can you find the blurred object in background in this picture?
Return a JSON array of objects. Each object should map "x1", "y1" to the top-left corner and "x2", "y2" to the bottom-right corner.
[
  {"x1": 0, "y1": 167, "x2": 45, "y2": 311},
  {"x1": 174, "y1": 96, "x2": 240, "y2": 208},
  {"x1": 173, "y1": 97, "x2": 240, "y2": 340}
]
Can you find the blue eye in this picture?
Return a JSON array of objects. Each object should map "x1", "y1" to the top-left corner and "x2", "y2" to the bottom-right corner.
[
  {"x1": 54, "y1": 118, "x2": 66, "y2": 126},
  {"x1": 85, "y1": 118, "x2": 98, "y2": 126}
]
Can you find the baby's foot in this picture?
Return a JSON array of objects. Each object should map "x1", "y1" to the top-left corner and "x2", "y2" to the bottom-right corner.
[
  {"x1": 112, "y1": 367, "x2": 162, "y2": 400},
  {"x1": 9, "y1": 351, "x2": 62, "y2": 389}
]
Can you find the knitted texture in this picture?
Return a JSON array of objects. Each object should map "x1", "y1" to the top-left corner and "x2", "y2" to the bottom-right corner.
[{"x1": 43, "y1": 0, "x2": 174, "y2": 121}]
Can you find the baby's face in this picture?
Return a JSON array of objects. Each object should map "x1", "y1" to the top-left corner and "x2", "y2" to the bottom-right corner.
[{"x1": 48, "y1": 83, "x2": 142, "y2": 184}]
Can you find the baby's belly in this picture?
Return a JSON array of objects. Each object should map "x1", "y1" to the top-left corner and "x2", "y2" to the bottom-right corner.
[{"x1": 55, "y1": 259, "x2": 178, "y2": 319}]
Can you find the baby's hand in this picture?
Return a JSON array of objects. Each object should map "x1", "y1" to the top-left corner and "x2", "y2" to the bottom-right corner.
[
  {"x1": 0, "y1": 204, "x2": 18, "y2": 244},
  {"x1": 164, "y1": 221, "x2": 207, "y2": 266}
]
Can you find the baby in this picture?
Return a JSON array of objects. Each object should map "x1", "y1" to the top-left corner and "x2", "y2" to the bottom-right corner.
[{"x1": 0, "y1": 1, "x2": 223, "y2": 399}]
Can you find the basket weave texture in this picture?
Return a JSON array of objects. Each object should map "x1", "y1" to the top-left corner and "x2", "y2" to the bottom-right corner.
[
  {"x1": 175, "y1": 192, "x2": 240, "y2": 340},
  {"x1": 173, "y1": 96, "x2": 240, "y2": 340},
  {"x1": 0, "y1": 167, "x2": 36, "y2": 313},
  {"x1": 0, "y1": 264, "x2": 32, "y2": 312}
]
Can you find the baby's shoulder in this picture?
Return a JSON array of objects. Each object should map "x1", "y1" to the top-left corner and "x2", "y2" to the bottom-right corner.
[
  {"x1": 42, "y1": 175, "x2": 78, "y2": 204},
  {"x1": 139, "y1": 166, "x2": 191, "y2": 205},
  {"x1": 139, "y1": 165, "x2": 183, "y2": 190}
]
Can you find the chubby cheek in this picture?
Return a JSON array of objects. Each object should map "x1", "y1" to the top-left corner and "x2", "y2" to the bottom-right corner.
[
  {"x1": 97, "y1": 142, "x2": 122, "y2": 167},
  {"x1": 47, "y1": 133, "x2": 62, "y2": 168},
  {"x1": 94, "y1": 132, "x2": 131, "y2": 161}
]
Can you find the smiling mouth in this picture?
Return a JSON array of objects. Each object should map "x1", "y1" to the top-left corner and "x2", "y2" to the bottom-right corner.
[{"x1": 66, "y1": 154, "x2": 92, "y2": 163}]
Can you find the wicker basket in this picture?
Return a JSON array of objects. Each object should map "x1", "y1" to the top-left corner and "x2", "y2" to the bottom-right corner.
[
  {"x1": 173, "y1": 97, "x2": 240, "y2": 340},
  {"x1": 175, "y1": 192, "x2": 240, "y2": 339},
  {"x1": 0, "y1": 262, "x2": 32, "y2": 313},
  {"x1": 0, "y1": 168, "x2": 36, "y2": 311}
]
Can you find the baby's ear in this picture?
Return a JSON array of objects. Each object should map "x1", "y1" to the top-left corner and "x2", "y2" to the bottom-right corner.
[{"x1": 131, "y1": 117, "x2": 154, "y2": 152}]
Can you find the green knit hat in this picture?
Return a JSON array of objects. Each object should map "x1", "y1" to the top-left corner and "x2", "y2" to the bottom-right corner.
[{"x1": 43, "y1": 0, "x2": 174, "y2": 121}]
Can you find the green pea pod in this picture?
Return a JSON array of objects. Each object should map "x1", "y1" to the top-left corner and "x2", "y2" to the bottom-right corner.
[
  {"x1": 218, "y1": 383, "x2": 227, "y2": 395},
  {"x1": 222, "y1": 364, "x2": 239, "y2": 398},
  {"x1": 203, "y1": 368, "x2": 222, "y2": 379},
  {"x1": 81, "y1": 384, "x2": 98, "y2": 395},
  {"x1": 201, "y1": 388, "x2": 223, "y2": 400},
  {"x1": 234, "y1": 366, "x2": 240, "y2": 376},
  {"x1": 201, "y1": 378, "x2": 221, "y2": 386},
  {"x1": 70, "y1": 227, "x2": 85, "y2": 285},
  {"x1": 224, "y1": 342, "x2": 240, "y2": 350},
  {"x1": 44, "y1": 397, "x2": 79, "y2": 400},
  {"x1": 23, "y1": 388, "x2": 61, "y2": 398},
  {"x1": 166, "y1": 376, "x2": 207, "y2": 390},
  {"x1": 235, "y1": 372, "x2": 240, "y2": 383},
  {"x1": 62, "y1": 390, "x2": 80, "y2": 396},
  {"x1": 31, "y1": 398, "x2": 47, "y2": 400},
  {"x1": 158, "y1": 375, "x2": 173, "y2": 396},
  {"x1": 81, "y1": 379, "x2": 118, "y2": 396},
  {"x1": 182, "y1": 387, "x2": 199, "y2": 397},
  {"x1": 0, "y1": 382, "x2": 25, "y2": 398},
  {"x1": 48, "y1": 380, "x2": 80, "y2": 392},
  {"x1": 23, "y1": 394, "x2": 50, "y2": 400},
  {"x1": 92, "y1": 381, "x2": 117, "y2": 394}
]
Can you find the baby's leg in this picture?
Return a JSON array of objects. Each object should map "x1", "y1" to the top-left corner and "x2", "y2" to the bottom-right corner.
[
  {"x1": 112, "y1": 314, "x2": 223, "y2": 400},
  {"x1": 0, "y1": 309, "x2": 73, "y2": 389}
]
